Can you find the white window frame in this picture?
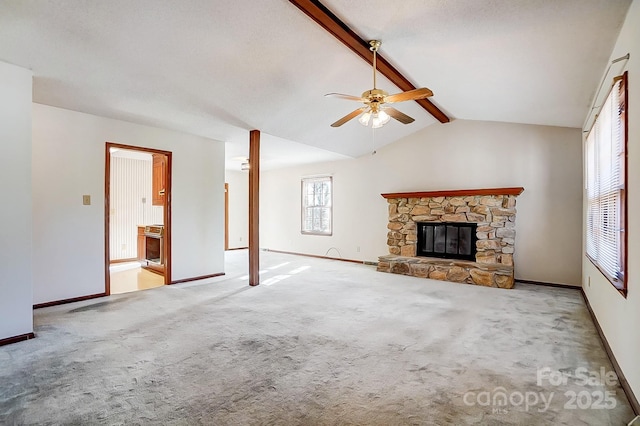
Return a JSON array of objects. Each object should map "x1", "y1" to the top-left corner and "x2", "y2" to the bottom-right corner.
[
  {"x1": 301, "y1": 176, "x2": 332, "y2": 236},
  {"x1": 585, "y1": 72, "x2": 627, "y2": 294}
]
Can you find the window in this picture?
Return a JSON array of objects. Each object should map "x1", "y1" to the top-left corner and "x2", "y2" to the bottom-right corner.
[
  {"x1": 585, "y1": 72, "x2": 627, "y2": 293},
  {"x1": 301, "y1": 176, "x2": 332, "y2": 235}
]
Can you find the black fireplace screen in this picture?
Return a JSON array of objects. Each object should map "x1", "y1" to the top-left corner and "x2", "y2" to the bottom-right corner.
[{"x1": 416, "y1": 222, "x2": 477, "y2": 261}]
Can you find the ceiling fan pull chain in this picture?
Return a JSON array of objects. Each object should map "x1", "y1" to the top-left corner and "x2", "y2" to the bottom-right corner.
[{"x1": 371, "y1": 125, "x2": 377, "y2": 155}]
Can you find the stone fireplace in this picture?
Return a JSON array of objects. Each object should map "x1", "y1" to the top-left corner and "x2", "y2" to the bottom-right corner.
[{"x1": 377, "y1": 187, "x2": 524, "y2": 289}]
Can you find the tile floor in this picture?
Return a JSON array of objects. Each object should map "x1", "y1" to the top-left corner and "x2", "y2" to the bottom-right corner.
[{"x1": 109, "y1": 261, "x2": 164, "y2": 294}]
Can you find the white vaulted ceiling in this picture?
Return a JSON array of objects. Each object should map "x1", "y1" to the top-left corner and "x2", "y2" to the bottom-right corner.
[{"x1": 0, "y1": 0, "x2": 631, "y2": 168}]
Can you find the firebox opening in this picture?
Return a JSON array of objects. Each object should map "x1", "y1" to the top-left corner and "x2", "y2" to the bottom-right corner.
[{"x1": 416, "y1": 222, "x2": 477, "y2": 261}]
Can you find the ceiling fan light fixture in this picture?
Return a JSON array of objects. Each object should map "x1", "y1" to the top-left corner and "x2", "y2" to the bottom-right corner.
[
  {"x1": 378, "y1": 109, "x2": 391, "y2": 125},
  {"x1": 370, "y1": 109, "x2": 391, "y2": 128},
  {"x1": 358, "y1": 111, "x2": 372, "y2": 126}
]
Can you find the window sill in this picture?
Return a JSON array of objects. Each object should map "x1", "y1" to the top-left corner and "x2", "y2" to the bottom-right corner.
[
  {"x1": 586, "y1": 254, "x2": 627, "y2": 298},
  {"x1": 301, "y1": 231, "x2": 333, "y2": 236}
]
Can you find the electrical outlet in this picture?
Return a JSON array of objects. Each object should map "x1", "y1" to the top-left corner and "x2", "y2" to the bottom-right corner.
[
  {"x1": 239, "y1": 237, "x2": 242, "y2": 242},
  {"x1": 121, "y1": 244, "x2": 126, "y2": 251},
  {"x1": 142, "y1": 197, "x2": 146, "y2": 204},
  {"x1": 356, "y1": 246, "x2": 360, "y2": 252},
  {"x1": 82, "y1": 195, "x2": 91, "y2": 205}
]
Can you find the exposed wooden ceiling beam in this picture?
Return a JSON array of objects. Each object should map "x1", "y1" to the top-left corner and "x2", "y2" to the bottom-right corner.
[{"x1": 289, "y1": 0, "x2": 450, "y2": 124}]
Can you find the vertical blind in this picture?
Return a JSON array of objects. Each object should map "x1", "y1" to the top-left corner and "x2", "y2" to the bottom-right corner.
[{"x1": 585, "y1": 73, "x2": 627, "y2": 286}]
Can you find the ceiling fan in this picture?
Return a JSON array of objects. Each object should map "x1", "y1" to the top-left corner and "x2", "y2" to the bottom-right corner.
[{"x1": 326, "y1": 40, "x2": 433, "y2": 128}]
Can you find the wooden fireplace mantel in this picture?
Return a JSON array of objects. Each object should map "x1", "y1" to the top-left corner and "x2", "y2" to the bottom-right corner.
[{"x1": 381, "y1": 187, "x2": 524, "y2": 199}]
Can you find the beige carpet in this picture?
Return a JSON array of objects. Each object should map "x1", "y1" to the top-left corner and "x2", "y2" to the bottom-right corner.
[{"x1": 0, "y1": 250, "x2": 634, "y2": 425}]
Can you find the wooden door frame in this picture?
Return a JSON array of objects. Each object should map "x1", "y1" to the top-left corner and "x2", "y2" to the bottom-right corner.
[
  {"x1": 105, "y1": 142, "x2": 173, "y2": 295},
  {"x1": 224, "y1": 183, "x2": 229, "y2": 251}
]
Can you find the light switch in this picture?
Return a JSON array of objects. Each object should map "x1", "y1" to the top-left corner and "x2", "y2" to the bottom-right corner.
[{"x1": 82, "y1": 195, "x2": 91, "y2": 205}]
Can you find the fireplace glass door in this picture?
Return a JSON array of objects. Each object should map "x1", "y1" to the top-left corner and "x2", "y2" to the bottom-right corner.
[{"x1": 417, "y1": 222, "x2": 477, "y2": 261}]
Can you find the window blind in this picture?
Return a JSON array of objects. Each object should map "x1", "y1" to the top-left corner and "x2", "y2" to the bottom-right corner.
[{"x1": 585, "y1": 74, "x2": 626, "y2": 286}]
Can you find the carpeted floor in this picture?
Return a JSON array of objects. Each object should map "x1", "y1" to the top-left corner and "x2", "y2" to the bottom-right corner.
[{"x1": 0, "y1": 250, "x2": 634, "y2": 425}]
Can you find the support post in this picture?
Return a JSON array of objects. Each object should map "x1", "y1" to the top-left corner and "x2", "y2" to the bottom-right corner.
[{"x1": 248, "y1": 130, "x2": 260, "y2": 286}]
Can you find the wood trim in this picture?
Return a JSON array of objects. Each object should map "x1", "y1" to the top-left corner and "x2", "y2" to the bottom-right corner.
[
  {"x1": 164, "y1": 152, "x2": 172, "y2": 285},
  {"x1": 170, "y1": 272, "x2": 225, "y2": 285},
  {"x1": 142, "y1": 264, "x2": 165, "y2": 276},
  {"x1": 107, "y1": 143, "x2": 173, "y2": 156},
  {"x1": 288, "y1": 0, "x2": 449, "y2": 124},
  {"x1": 264, "y1": 249, "x2": 366, "y2": 265},
  {"x1": 104, "y1": 144, "x2": 111, "y2": 295},
  {"x1": 226, "y1": 246, "x2": 248, "y2": 251},
  {"x1": 381, "y1": 187, "x2": 525, "y2": 199},
  {"x1": 621, "y1": 71, "x2": 628, "y2": 294},
  {"x1": 515, "y1": 279, "x2": 580, "y2": 290},
  {"x1": 0, "y1": 333, "x2": 36, "y2": 347},
  {"x1": 109, "y1": 258, "x2": 138, "y2": 264},
  {"x1": 105, "y1": 142, "x2": 173, "y2": 295},
  {"x1": 249, "y1": 130, "x2": 260, "y2": 286},
  {"x1": 224, "y1": 183, "x2": 229, "y2": 251},
  {"x1": 581, "y1": 289, "x2": 640, "y2": 415},
  {"x1": 34, "y1": 292, "x2": 107, "y2": 309}
]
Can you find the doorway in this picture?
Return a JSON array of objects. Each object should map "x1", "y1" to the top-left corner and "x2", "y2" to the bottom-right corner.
[{"x1": 105, "y1": 143, "x2": 172, "y2": 295}]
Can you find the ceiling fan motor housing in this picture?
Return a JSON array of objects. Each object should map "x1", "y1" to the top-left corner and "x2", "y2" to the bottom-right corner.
[{"x1": 362, "y1": 88, "x2": 388, "y2": 101}]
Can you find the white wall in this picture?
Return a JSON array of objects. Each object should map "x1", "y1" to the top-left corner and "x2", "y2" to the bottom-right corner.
[
  {"x1": 583, "y1": 0, "x2": 640, "y2": 403},
  {"x1": 0, "y1": 61, "x2": 33, "y2": 340},
  {"x1": 32, "y1": 104, "x2": 225, "y2": 304},
  {"x1": 261, "y1": 119, "x2": 583, "y2": 286},
  {"x1": 225, "y1": 170, "x2": 249, "y2": 249}
]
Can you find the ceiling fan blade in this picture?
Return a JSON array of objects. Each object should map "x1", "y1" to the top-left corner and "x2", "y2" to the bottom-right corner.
[
  {"x1": 331, "y1": 107, "x2": 368, "y2": 127},
  {"x1": 385, "y1": 107, "x2": 415, "y2": 124},
  {"x1": 325, "y1": 93, "x2": 367, "y2": 102},
  {"x1": 384, "y1": 88, "x2": 433, "y2": 103}
]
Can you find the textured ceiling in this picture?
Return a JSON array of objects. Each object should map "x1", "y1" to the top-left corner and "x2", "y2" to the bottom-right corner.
[{"x1": 0, "y1": 0, "x2": 631, "y2": 169}]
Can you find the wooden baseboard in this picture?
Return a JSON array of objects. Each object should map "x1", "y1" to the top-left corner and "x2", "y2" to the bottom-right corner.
[
  {"x1": 109, "y1": 258, "x2": 138, "y2": 264},
  {"x1": 226, "y1": 247, "x2": 248, "y2": 251},
  {"x1": 515, "y1": 279, "x2": 580, "y2": 290},
  {"x1": 263, "y1": 249, "x2": 367, "y2": 265},
  {"x1": 34, "y1": 292, "x2": 107, "y2": 309},
  {"x1": 0, "y1": 332, "x2": 36, "y2": 346},
  {"x1": 581, "y1": 289, "x2": 640, "y2": 415},
  {"x1": 141, "y1": 264, "x2": 165, "y2": 276},
  {"x1": 171, "y1": 272, "x2": 225, "y2": 284}
]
